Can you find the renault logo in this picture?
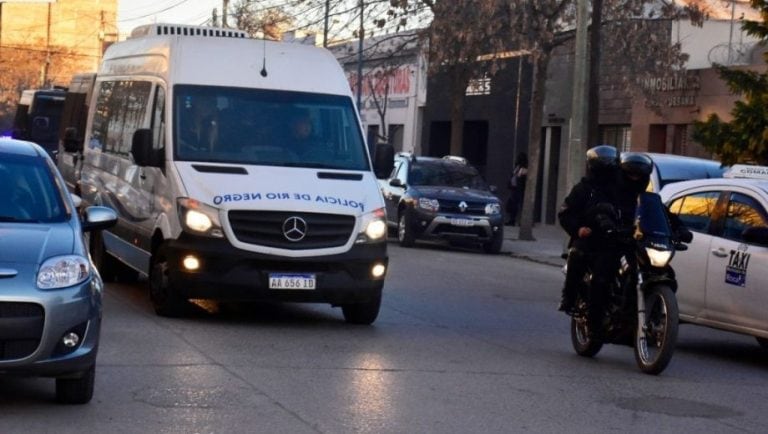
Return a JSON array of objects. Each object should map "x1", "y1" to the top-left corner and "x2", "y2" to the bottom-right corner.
[
  {"x1": 459, "y1": 201, "x2": 468, "y2": 212},
  {"x1": 282, "y1": 216, "x2": 308, "y2": 242}
]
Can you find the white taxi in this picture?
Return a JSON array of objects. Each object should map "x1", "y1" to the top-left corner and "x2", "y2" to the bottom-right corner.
[{"x1": 660, "y1": 165, "x2": 768, "y2": 348}]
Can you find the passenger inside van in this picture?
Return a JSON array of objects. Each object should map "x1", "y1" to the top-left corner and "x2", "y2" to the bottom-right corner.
[
  {"x1": 285, "y1": 108, "x2": 314, "y2": 156},
  {"x1": 179, "y1": 95, "x2": 219, "y2": 153}
]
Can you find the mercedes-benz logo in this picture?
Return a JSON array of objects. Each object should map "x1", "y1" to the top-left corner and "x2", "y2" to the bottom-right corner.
[
  {"x1": 459, "y1": 201, "x2": 468, "y2": 212},
  {"x1": 282, "y1": 216, "x2": 308, "y2": 242}
]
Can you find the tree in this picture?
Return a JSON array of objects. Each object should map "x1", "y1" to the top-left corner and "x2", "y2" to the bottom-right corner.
[
  {"x1": 226, "y1": 1, "x2": 294, "y2": 39},
  {"x1": 692, "y1": 0, "x2": 768, "y2": 165}
]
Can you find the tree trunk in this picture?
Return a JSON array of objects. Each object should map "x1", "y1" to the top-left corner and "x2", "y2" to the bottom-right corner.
[{"x1": 518, "y1": 51, "x2": 550, "y2": 241}]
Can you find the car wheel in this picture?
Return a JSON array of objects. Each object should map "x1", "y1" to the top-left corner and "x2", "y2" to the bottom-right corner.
[
  {"x1": 56, "y1": 364, "x2": 95, "y2": 405},
  {"x1": 149, "y1": 245, "x2": 188, "y2": 317},
  {"x1": 341, "y1": 293, "x2": 382, "y2": 325},
  {"x1": 483, "y1": 228, "x2": 504, "y2": 254},
  {"x1": 398, "y1": 211, "x2": 416, "y2": 247}
]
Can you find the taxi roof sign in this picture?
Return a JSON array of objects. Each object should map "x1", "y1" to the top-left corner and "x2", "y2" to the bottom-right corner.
[{"x1": 725, "y1": 164, "x2": 768, "y2": 180}]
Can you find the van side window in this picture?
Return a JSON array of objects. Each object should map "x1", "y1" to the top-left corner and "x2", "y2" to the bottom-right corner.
[
  {"x1": 152, "y1": 86, "x2": 166, "y2": 153},
  {"x1": 90, "y1": 80, "x2": 152, "y2": 156}
]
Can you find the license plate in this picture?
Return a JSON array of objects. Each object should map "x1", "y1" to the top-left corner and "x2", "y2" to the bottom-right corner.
[
  {"x1": 269, "y1": 273, "x2": 316, "y2": 290},
  {"x1": 450, "y1": 218, "x2": 474, "y2": 227}
]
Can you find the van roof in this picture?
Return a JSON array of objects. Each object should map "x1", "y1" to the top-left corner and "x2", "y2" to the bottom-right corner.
[{"x1": 100, "y1": 25, "x2": 352, "y2": 97}]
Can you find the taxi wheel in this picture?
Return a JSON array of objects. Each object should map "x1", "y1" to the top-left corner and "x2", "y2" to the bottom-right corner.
[
  {"x1": 342, "y1": 294, "x2": 381, "y2": 325},
  {"x1": 398, "y1": 212, "x2": 416, "y2": 247},
  {"x1": 56, "y1": 364, "x2": 95, "y2": 405},
  {"x1": 757, "y1": 337, "x2": 768, "y2": 349},
  {"x1": 149, "y1": 247, "x2": 188, "y2": 317}
]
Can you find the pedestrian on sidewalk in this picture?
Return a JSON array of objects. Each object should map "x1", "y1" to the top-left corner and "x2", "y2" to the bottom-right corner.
[{"x1": 505, "y1": 152, "x2": 528, "y2": 225}]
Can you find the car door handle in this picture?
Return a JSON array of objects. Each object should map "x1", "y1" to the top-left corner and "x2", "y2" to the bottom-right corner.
[{"x1": 711, "y1": 248, "x2": 728, "y2": 258}]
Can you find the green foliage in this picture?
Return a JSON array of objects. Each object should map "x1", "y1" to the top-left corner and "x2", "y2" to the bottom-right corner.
[{"x1": 692, "y1": 0, "x2": 768, "y2": 165}]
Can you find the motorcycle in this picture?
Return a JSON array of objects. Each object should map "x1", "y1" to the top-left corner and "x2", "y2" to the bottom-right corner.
[{"x1": 570, "y1": 192, "x2": 689, "y2": 375}]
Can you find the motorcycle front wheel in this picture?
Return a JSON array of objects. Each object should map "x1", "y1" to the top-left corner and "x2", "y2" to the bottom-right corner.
[
  {"x1": 634, "y1": 285, "x2": 678, "y2": 375},
  {"x1": 570, "y1": 299, "x2": 603, "y2": 357}
]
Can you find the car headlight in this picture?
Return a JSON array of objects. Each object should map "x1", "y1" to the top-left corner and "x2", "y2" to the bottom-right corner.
[
  {"x1": 485, "y1": 203, "x2": 501, "y2": 215},
  {"x1": 178, "y1": 198, "x2": 224, "y2": 238},
  {"x1": 646, "y1": 247, "x2": 672, "y2": 267},
  {"x1": 37, "y1": 255, "x2": 90, "y2": 289},
  {"x1": 356, "y1": 208, "x2": 387, "y2": 243},
  {"x1": 418, "y1": 198, "x2": 440, "y2": 212}
]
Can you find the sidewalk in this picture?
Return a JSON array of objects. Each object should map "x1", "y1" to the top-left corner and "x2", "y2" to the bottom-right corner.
[{"x1": 501, "y1": 224, "x2": 566, "y2": 267}]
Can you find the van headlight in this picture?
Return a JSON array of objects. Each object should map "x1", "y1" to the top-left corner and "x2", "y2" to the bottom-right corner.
[
  {"x1": 37, "y1": 255, "x2": 90, "y2": 289},
  {"x1": 485, "y1": 203, "x2": 501, "y2": 215},
  {"x1": 178, "y1": 198, "x2": 224, "y2": 238},
  {"x1": 646, "y1": 247, "x2": 672, "y2": 267},
  {"x1": 356, "y1": 208, "x2": 387, "y2": 243}
]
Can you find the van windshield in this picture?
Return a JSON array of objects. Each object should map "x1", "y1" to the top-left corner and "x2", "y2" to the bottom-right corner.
[{"x1": 173, "y1": 85, "x2": 369, "y2": 171}]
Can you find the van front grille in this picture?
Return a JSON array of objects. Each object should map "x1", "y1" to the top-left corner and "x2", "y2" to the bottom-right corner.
[
  {"x1": 0, "y1": 302, "x2": 44, "y2": 361},
  {"x1": 228, "y1": 211, "x2": 355, "y2": 250}
]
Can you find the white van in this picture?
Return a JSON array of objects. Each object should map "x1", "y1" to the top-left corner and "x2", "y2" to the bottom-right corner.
[{"x1": 79, "y1": 24, "x2": 393, "y2": 324}]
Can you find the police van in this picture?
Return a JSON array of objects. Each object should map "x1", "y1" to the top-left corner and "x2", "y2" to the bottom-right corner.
[
  {"x1": 79, "y1": 24, "x2": 393, "y2": 323},
  {"x1": 11, "y1": 88, "x2": 66, "y2": 158}
]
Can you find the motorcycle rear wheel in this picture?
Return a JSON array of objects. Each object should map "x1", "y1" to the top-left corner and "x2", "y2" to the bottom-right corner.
[
  {"x1": 570, "y1": 299, "x2": 603, "y2": 357},
  {"x1": 634, "y1": 285, "x2": 678, "y2": 375}
]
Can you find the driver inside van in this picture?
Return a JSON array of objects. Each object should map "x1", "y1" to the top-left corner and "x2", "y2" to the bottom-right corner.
[
  {"x1": 179, "y1": 95, "x2": 218, "y2": 153},
  {"x1": 285, "y1": 109, "x2": 314, "y2": 156}
]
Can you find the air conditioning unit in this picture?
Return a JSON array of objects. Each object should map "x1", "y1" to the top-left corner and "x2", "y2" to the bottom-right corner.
[{"x1": 129, "y1": 24, "x2": 248, "y2": 40}]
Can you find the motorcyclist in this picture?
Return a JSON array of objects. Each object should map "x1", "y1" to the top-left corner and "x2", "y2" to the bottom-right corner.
[{"x1": 557, "y1": 145, "x2": 621, "y2": 314}]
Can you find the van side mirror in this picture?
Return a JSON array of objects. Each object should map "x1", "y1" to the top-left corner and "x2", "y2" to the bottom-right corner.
[
  {"x1": 742, "y1": 226, "x2": 768, "y2": 247},
  {"x1": 373, "y1": 143, "x2": 395, "y2": 179},
  {"x1": 131, "y1": 129, "x2": 160, "y2": 167},
  {"x1": 62, "y1": 127, "x2": 82, "y2": 152}
]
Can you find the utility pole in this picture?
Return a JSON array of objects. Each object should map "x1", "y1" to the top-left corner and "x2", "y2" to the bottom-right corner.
[
  {"x1": 356, "y1": 0, "x2": 364, "y2": 110},
  {"x1": 42, "y1": 2, "x2": 51, "y2": 86},
  {"x1": 567, "y1": 0, "x2": 589, "y2": 191},
  {"x1": 323, "y1": 0, "x2": 330, "y2": 47},
  {"x1": 222, "y1": 0, "x2": 229, "y2": 27}
]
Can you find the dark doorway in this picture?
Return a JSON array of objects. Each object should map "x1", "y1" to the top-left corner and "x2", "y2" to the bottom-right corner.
[
  {"x1": 428, "y1": 121, "x2": 451, "y2": 157},
  {"x1": 649, "y1": 125, "x2": 667, "y2": 153}
]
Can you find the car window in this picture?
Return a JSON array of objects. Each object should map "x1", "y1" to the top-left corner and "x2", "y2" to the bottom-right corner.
[
  {"x1": 668, "y1": 191, "x2": 720, "y2": 233},
  {"x1": 409, "y1": 161, "x2": 489, "y2": 190},
  {"x1": 722, "y1": 192, "x2": 768, "y2": 242},
  {"x1": 0, "y1": 156, "x2": 66, "y2": 223}
]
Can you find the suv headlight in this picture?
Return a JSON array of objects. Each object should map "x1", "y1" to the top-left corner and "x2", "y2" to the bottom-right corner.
[
  {"x1": 418, "y1": 198, "x2": 440, "y2": 212},
  {"x1": 37, "y1": 255, "x2": 90, "y2": 289},
  {"x1": 356, "y1": 208, "x2": 387, "y2": 243},
  {"x1": 485, "y1": 203, "x2": 501, "y2": 215},
  {"x1": 178, "y1": 198, "x2": 224, "y2": 238}
]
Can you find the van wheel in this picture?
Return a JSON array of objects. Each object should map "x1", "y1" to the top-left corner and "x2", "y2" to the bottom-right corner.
[
  {"x1": 56, "y1": 364, "x2": 95, "y2": 405},
  {"x1": 757, "y1": 337, "x2": 768, "y2": 349},
  {"x1": 149, "y1": 247, "x2": 187, "y2": 317},
  {"x1": 342, "y1": 294, "x2": 381, "y2": 325}
]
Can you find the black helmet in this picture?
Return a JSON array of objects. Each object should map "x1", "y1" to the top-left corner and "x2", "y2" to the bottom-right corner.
[
  {"x1": 620, "y1": 152, "x2": 653, "y2": 177},
  {"x1": 586, "y1": 145, "x2": 619, "y2": 179}
]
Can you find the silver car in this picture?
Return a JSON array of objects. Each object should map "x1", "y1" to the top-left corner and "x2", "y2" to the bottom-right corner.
[{"x1": 0, "y1": 138, "x2": 116, "y2": 404}]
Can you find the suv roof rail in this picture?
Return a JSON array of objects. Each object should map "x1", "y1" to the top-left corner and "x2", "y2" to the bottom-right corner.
[
  {"x1": 442, "y1": 155, "x2": 467, "y2": 164},
  {"x1": 724, "y1": 164, "x2": 768, "y2": 180}
]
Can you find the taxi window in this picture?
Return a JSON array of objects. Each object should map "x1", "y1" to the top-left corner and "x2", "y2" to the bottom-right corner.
[
  {"x1": 723, "y1": 193, "x2": 768, "y2": 242},
  {"x1": 668, "y1": 191, "x2": 720, "y2": 233}
]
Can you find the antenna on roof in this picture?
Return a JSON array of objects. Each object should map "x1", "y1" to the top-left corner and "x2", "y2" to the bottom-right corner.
[{"x1": 260, "y1": 37, "x2": 268, "y2": 77}]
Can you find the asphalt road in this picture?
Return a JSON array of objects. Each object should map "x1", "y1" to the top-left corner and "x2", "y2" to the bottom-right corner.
[{"x1": 1, "y1": 242, "x2": 768, "y2": 433}]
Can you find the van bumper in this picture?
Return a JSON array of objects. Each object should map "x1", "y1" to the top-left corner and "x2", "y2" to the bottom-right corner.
[{"x1": 164, "y1": 235, "x2": 387, "y2": 305}]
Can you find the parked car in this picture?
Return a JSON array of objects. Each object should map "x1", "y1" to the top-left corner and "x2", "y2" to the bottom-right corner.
[
  {"x1": 0, "y1": 138, "x2": 117, "y2": 404},
  {"x1": 380, "y1": 155, "x2": 504, "y2": 253},
  {"x1": 645, "y1": 152, "x2": 726, "y2": 192},
  {"x1": 660, "y1": 164, "x2": 768, "y2": 349}
]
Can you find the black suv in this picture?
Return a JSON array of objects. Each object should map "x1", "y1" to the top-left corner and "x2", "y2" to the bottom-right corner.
[{"x1": 380, "y1": 155, "x2": 504, "y2": 253}]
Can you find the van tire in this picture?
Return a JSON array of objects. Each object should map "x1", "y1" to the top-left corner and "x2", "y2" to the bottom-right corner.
[
  {"x1": 55, "y1": 364, "x2": 95, "y2": 405},
  {"x1": 149, "y1": 247, "x2": 187, "y2": 317},
  {"x1": 341, "y1": 294, "x2": 381, "y2": 325}
]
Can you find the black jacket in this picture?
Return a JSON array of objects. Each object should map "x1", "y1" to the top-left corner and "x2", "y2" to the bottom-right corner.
[{"x1": 558, "y1": 176, "x2": 617, "y2": 246}]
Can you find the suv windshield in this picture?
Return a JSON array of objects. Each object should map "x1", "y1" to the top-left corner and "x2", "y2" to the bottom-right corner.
[
  {"x1": 0, "y1": 155, "x2": 67, "y2": 223},
  {"x1": 173, "y1": 85, "x2": 369, "y2": 171},
  {"x1": 410, "y1": 161, "x2": 489, "y2": 190}
]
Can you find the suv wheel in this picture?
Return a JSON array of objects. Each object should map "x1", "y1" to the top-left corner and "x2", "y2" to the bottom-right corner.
[
  {"x1": 398, "y1": 212, "x2": 416, "y2": 247},
  {"x1": 483, "y1": 229, "x2": 504, "y2": 254}
]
